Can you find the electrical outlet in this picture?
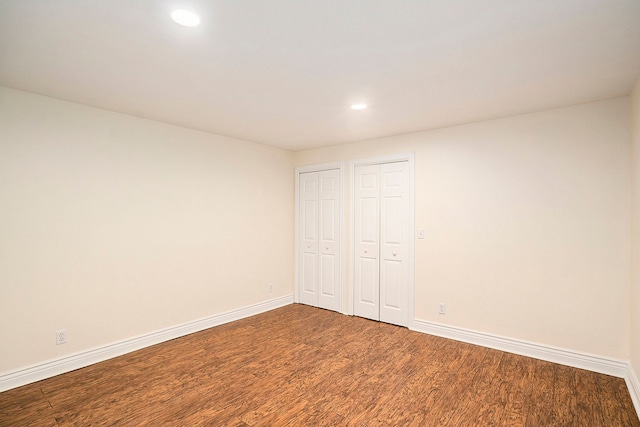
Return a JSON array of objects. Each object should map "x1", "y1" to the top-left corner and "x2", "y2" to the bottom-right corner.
[
  {"x1": 268, "y1": 283, "x2": 273, "y2": 293},
  {"x1": 438, "y1": 303, "x2": 446, "y2": 315},
  {"x1": 56, "y1": 329, "x2": 67, "y2": 345}
]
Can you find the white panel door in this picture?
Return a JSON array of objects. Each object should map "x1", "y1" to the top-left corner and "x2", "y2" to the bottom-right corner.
[
  {"x1": 353, "y1": 165, "x2": 381, "y2": 321},
  {"x1": 318, "y1": 169, "x2": 341, "y2": 312},
  {"x1": 353, "y1": 161, "x2": 409, "y2": 327},
  {"x1": 298, "y1": 168, "x2": 342, "y2": 312},
  {"x1": 299, "y1": 172, "x2": 319, "y2": 306},
  {"x1": 379, "y1": 161, "x2": 409, "y2": 326}
]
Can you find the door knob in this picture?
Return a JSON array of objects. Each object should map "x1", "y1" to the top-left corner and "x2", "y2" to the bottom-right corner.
[
  {"x1": 325, "y1": 246, "x2": 329, "y2": 250},
  {"x1": 307, "y1": 244, "x2": 311, "y2": 248},
  {"x1": 393, "y1": 252, "x2": 397, "y2": 256},
  {"x1": 364, "y1": 250, "x2": 368, "y2": 254}
]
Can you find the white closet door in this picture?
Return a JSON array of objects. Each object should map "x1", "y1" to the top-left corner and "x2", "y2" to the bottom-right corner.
[
  {"x1": 299, "y1": 172, "x2": 319, "y2": 306},
  {"x1": 318, "y1": 169, "x2": 341, "y2": 311},
  {"x1": 379, "y1": 161, "x2": 409, "y2": 326},
  {"x1": 353, "y1": 164, "x2": 381, "y2": 321},
  {"x1": 353, "y1": 161, "x2": 409, "y2": 327},
  {"x1": 298, "y1": 168, "x2": 342, "y2": 312}
]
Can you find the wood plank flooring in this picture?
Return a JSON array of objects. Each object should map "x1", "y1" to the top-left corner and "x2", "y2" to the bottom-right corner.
[{"x1": 1, "y1": 304, "x2": 638, "y2": 426}]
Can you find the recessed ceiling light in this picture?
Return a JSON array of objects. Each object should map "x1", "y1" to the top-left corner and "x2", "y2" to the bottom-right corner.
[
  {"x1": 351, "y1": 103, "x2": 367, "y2": 110},
  {"x1": 171, "y1": 9, "x2": 200, "y2": 27}
]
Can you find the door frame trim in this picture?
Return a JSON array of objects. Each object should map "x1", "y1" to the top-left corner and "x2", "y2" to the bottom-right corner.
[
  {"x1": 349, "y1": 153, "x2": 415, "y2": 327},
  {"x1": 294, "y1": 161, "x2": 345, "y2": 313}
]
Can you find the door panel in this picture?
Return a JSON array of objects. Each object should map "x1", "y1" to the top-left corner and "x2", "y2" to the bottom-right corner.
[
  {"x1": 379, "y1": 162, "x2": 409, "y2": 326},
  {"x1": 319, "y1": 253, "x2": 336, "y2": 296},
  {"x1": 320, "y1": 200, "x2": 335, "y2": 240},
  {"x1": 302, "y1": 253, "x2": 317, "y2": 293},
  {"x1": 360, "y1": 198, "x2": 378, "y2": 243},
  {"x1": 381, "y1": 259, "x2": 402, "y2": 309},
  {"x1": 299, "y1": 172, "x2": 319, "y2": 306},
  {"x1": 303, "y1": 200, "x2": 317, "y2": 241},
  {"x1": 381, "y1": 196, "x2": 402, "y2": 245},
  {"x1": 354, "y1": 165, "x2": 380, "y2": 321},
  {"x1": 318, "y1": 169, "x2": 341, "y2": 311},
  {"x1": 356, "y1": 257, "x2": 379, "y2": 319}
]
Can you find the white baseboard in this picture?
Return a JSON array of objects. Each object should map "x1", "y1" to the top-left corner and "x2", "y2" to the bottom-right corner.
[
  {"x1": 411, "y1": 318, "x2": 629, "y2": 378},
  {"x1": 627, "y1": 365, "x2": 640, "y2": 418},
  {"x1": 0, "y1": 295, "x2": 293, "y2": 393}
]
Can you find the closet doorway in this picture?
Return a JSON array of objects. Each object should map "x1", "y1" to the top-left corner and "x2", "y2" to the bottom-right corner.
[
  {"x1": 350, "y1": 154, "x2": 414, "y2": 327},
  {"x1": 295, "y1": 162, "x2": 344, "y2": 313}
]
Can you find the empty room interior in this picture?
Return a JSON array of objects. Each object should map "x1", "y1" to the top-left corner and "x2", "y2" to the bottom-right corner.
[{"x1": 2, "y1": 1, "x2": 640, "y2": 425}]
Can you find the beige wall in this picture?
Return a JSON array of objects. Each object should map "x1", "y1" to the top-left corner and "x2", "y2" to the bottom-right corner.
[
  {"x1": 632, "y1": 79, "x2": 640, "y2": 376},
  {"x1": 1, "y1": 83, "x2": 634, "y2": 376},
  {"x1": 295, "y1": 98, "x2": 631, "y2": 359},
  {"x1": 0, "y1": 87, "x2": 294, "y2": 373}
]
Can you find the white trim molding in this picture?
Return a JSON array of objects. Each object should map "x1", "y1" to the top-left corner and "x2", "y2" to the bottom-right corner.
[
  {"x1": 412, "y1": 318, "x2": 629, "y2": 378},
  {"x1": 627, "y1": 365, "x2": 640, "y2": 418},
  {"x1": 0, "y1": 295, "x2": 293, "y2": 393}
]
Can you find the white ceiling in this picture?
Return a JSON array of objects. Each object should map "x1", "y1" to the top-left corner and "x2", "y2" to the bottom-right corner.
[{"x1": 1, "y1": 1, "x2": 640, "y2": 151}]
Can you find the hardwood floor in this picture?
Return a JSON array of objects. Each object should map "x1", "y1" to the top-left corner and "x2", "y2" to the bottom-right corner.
[{"x1": 1, "y1": 304, "x2": 638, "y2": 426}]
